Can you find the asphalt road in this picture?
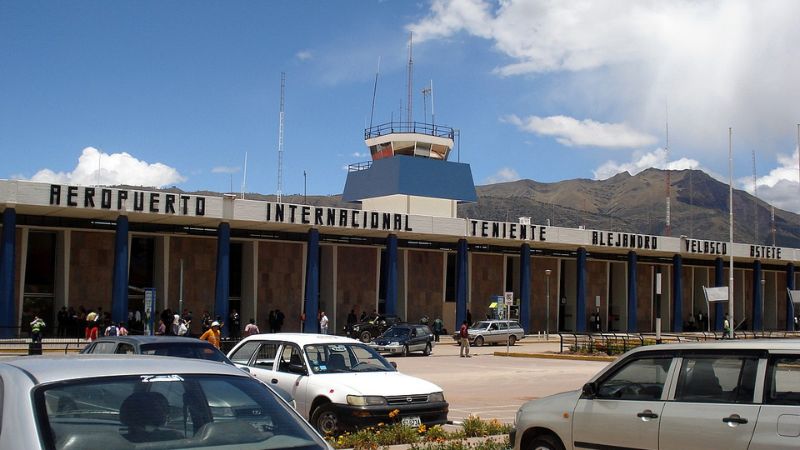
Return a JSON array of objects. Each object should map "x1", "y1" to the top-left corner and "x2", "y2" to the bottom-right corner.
[{"x1": 383, "y1": 338, "x2": 610, "y2": 424}]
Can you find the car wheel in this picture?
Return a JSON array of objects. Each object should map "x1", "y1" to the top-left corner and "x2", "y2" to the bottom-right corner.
[
  {"x1": 312, "y1": 404, "x2": 340, "y2": 436},
  {"x1": 509, "y1": 335, "x2": 517, "y2": 346},
  {"x1": 474, "y1": 336, "x2": 484, "y2": 347},
  {"x1": 529, "y1": 433, "x2": 564, "y2": 450},
  {"x1": 423, "y1": 343, "x2": 431, "y2": 356},
  {"x1": 401, "y1": 345, "x2": 409, "y2": 356},
  {"x1": 359, "y1": 330, "x2": 372, "y2": 343}
]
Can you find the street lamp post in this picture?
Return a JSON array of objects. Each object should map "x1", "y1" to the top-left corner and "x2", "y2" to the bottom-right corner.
[
  {"x1": 303, "y1": 170, "x2": 307, "y2": 204},
  {"x1": 545, "y1": 269, "x2": 552, "y2": 340}
]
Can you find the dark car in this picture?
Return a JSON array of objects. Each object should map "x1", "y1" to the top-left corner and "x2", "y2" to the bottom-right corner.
[
  {"x1": 81, "y1": 336, "x2": 233, "y2": 365},
  {"x1": 346, "y1": 314, "x2": 403, "y2": 342},
  {"x1": 368, "y1": 324, "x2": 435, "y2": 356}
]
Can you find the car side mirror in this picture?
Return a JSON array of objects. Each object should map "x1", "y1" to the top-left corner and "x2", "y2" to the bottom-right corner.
[
  {"x1": 582, "y1": 382, "x2": 597, "y2": 398},
  {"x1": 288, "y1": 363, "x2": 307, "y2": 376}
]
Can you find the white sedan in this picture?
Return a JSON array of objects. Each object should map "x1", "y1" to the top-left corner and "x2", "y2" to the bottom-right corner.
[{"x1": 228, "y1": 333, "x2": 449, "y2": 435}]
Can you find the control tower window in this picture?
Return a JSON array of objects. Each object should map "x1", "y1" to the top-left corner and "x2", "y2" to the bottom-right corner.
[{"x1": 394, "y1": 141, "x2": 415, "y2": 156}]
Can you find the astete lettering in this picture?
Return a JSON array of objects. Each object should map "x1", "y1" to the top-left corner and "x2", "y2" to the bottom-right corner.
[
  {"x1": 750, "y1": 245, "x2": 782, "y2": 260},
  {"x1": 591, "y1": 231, "x2": 658, "y2": 250},
  {"x1": 684, "y1": 238, "x2": 726, "y2": 255},
  {"x1": 469, "y1": 220, "x2": 547, "y2": 242},
  {"x1": 49, "y1": 184, "x2": 204, "y2": 216},
  {"x1": 266, "y1": 203, "x2": 412, "y2": 232}
]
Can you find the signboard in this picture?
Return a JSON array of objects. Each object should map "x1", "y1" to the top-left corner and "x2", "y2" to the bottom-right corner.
[
  {"x1": 504, "y1": 292, "x2": 514, "y2": 306},
  {"x1": 703, "y1": 286, "x2": 728, "y2": 303},
  {"x1": 144, "y1": 288, "x2": 157, "y2": 336}
]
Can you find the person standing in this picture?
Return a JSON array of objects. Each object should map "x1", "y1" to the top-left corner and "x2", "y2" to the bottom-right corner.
[
  {"x1": 723, "y1": 314, "x2": 731, "y2": 339},
  {"x1": 459, "y1": 320, "x2": 471, "y2": 358},
  {"x1": 268, "y1": 310, "x2": 277, "y2": 333},
  {"x1": 229, "y1": 309, "x2": 241, "y2": 339},
  {"x1": 85, "y1": 319, "x2": 99, "y2": 342},
  {"x1": 346, "y1": 308, "x2": 357, "y2": 333},
  {"x1": 275, "y1": 309, "x2": 285, "y2": 332},
  {"x1": 57, "y1": 307, "x2": 67, "y2": 337},
  {"x1": 432, "y1": 317, "x2": 443, "y2": 342},
  {"x1": 466, "y1": 309, "x2": 473, "y2": 326},
  {"x1": 320, "y1": 311, "x2": 329, "y2": 335},
  {"x1": 199, "y1": 321, "x2": 222, "y2": 349},
  {"x1": 244, "y1": 318, "x2": 260, "y2": 337},
  {"x1": 30, "y1": 315, "x2": 46, "y2": 343}
]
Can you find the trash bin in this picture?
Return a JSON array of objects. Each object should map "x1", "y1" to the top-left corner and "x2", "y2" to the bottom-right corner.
[{"x1": 28, "y1": 342, "x2": 42, "y2": 356}]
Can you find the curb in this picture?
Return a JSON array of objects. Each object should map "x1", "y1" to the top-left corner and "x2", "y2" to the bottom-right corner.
[{"x1": 492, "y1": 351, "x2": 616, "y2": 362}]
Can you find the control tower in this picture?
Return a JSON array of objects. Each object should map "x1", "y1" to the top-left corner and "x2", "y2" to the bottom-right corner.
[{"x1": 342, "y1": 121, "x2": 477, "y2": 218}]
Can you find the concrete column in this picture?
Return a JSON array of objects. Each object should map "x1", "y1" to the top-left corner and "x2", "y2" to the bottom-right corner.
[
  {"x1": 576, "y1": 248, "x2": 587, "y2": 332},
  {"x1": 753, "y1": 260, "x2": 763, "y2": 331},
  {"x1": 0, "y1": 208, "x2": 16, "y2": 338},
  {"x1": 627, "y1": 251, "x2": 638, "y2": 332},
  {"x1": 111, "y1": 215, "x2": 130, "y2": 324},
  {"x1": 303, "y1": 229, "x2": 320, "y2": 333},
  {"x1": 455, "y1": 239, "x2": 468, "y2": 331},
  {"x1": 519, "y1": 243, "x2": 531, "y2": 333},
  {"x1": 672, "y1": 255, "x2": 683, "y2": 332},
  {"x1": 384, "y1": 234, "x2": 398, "y2": 317},
  {"x1": 214, "y1": 222, "x2": 230, "y2": 337}
]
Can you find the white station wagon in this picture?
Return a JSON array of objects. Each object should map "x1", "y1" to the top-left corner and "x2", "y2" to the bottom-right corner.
[
  {"x1": 228, "y1": 333, "x2": 448, "y2": 435},
  {"x1": 513, "y1": 340, "x2": 800, "y2": 450}
]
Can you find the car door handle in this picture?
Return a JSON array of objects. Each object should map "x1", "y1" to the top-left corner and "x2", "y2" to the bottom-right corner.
[
  {"x1": 722, "y1": 414, "x2": 748, "y2": 425},
  {"x1": 637, "y1": 410, "x2": 659, "y2": 419},
  {"x1": 271, "y1": 378, "x2": 278, "y2": 384}
]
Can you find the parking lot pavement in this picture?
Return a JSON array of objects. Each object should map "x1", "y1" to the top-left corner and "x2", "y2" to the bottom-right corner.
[{"x1": 384, "y1": 338, "x2": 610, "y2": 424}]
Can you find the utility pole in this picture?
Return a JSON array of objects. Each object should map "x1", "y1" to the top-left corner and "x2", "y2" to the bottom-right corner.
[{"x1": 277, "y1": 72, "x2": 285, "y2": 203}]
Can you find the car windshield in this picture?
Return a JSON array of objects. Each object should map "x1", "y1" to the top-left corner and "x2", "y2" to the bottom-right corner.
[
  {"x1": 37, "y1": 374, "x2": 327, "y2": 450},
  {"x1": 304, "y1": 343, "x2": 396, "y2": 374},
  {"x1": 472, "y1": 321, "x2": 491, "y2": 329},
  {"x1": 139, "y1": 343, "x2": 231, "y2": 364},
  {"x1": 381, "y1": 327, "x2": 410, "y2": 338}
]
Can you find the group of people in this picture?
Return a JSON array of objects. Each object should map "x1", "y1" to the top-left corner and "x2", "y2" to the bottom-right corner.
[{"x1": 685, "y1": 310, "x2": 710, "y2": 331}]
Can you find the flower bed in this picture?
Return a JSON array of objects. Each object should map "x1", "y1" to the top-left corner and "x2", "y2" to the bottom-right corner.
[{"x1": 325, "y1": 414, "x2": 512, "y2": 450}]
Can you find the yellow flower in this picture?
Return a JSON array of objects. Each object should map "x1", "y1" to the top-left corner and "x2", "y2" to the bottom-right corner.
[
  {"x1": 388, "y1": 409, "x2": 400, "y2": 418},
  {"x1": 418, "y1": 424, "x2": 427, "y2": 433}
]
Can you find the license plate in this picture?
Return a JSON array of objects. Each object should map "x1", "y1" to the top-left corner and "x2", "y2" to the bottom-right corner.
[
  {"x1": 401, "y1": 416, "x2": 421, "y2": 427},
  {"x1": 377, "y1": 346, "x2": 386, "y2": 351}
]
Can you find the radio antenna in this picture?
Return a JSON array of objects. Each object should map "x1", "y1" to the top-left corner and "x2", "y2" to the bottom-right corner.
[{"x1": 369, "y1": 57, "x2": 381, "y2": 130}]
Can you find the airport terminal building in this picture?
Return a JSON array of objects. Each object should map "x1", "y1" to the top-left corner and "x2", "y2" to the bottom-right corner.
[{"x1": 0, "y1": 122, "x2": 798, "y2": 337}]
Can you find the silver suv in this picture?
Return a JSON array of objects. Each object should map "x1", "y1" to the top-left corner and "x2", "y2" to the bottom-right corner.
[
  {"x1": 453, "y1": 319, "x2": 525, "y2": 346},
  {"x1": 512, "y1": 340, "x2": 800, "y2": 450}
]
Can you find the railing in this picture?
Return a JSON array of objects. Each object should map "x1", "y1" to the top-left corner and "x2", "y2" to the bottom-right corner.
[
  {"x1": 0, "y1": 338, "x2": 89, "y2": 355},
  {"x1": 347, "y1": 161, "x2": 372, "y2": 172},
  {"x1": 364, "y1": 121, "x2": 455, "y2": 140},
  {"x1": 558, "y1": 331, "x2": 800, "y2": 355}
]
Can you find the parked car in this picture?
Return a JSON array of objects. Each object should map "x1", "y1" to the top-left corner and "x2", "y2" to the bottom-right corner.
[
  {"x1": 346, "y1": 314, "x2": 403, "y2": 342},
  {"x1": 0, "y1": 355, "x2": 330, "y2": 449},
  {"x1": 81, "y1": 335, "x2": 234, "y2": 365},
  {"x1": 369, "y1": 324, "x2": 435, "y2": 356},
  {"x1": 452, "y1": 319, "x2": 525, "y2": 346},
  {"x1": 513, "y1": 340, "x2": 800, "y2": 450},
  {"x1": 227, "y1": 333, "x2": 448, "y2": 435}
]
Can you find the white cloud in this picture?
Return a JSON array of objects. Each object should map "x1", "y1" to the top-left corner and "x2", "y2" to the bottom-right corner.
[
  {"x1": 593, "y1": 148, "x2": 701, "y2": 180},
  {"x1": 739, "y1": 147, "x2": 800, "y2": 213},
  {"x1": 211, "y1": 166, "x2": 240, "y2": 174},
  {"x1": 296, "y1": 50, "x2": 313, "y2": 61},
  {"x1": 409, "y1": 1, "x2": 800, "y2": 153},
  {"x1": 485, "y1": 167, "x2": 520, "y2": 184},
  {"x1": 504, "y1": 114, "x2": 657, "y2": 149},
  {"x1": 28, "y1": 147, "x2": 185, "y2": 187},
  {"x1": 352, "y1": 152, "x2": 369, "y2": 158}
]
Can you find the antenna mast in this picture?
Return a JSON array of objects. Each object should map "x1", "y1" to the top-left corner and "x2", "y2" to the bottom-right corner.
[
  {"x1": 277, "y1": 72, "x2": 285, "y2": 203},
  {"x1": 752, "y1": 149, "x2": 758, "y2": 243},
  {"x1": 241, "y1": 151, "x2": 248, "y2": 199},
  {"x1": 406, "y1": 33, "x2": 413, "y2": 124},
  {"x1": 369, "y1": 57, "x2": 381, "y2": 130},
  {"x1": 664, "y1": 104, "x2": 671, "y2": 236}
]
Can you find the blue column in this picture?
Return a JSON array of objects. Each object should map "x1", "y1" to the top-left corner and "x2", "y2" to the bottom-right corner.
[
  {"x1": 787, "y1": 264, "x2": 795, "y2": 331},
  {"x1": 519, "y1": 243, "x2": 531, "y2": 333},
  {"x1": 576, "y1": 248, "x2": 586, "y2": 332},
  {"x1": 715, "y1": 257, "x2": 725, "y2": 331},
  {"x1": 752, "y1": 261, "x2": 762, "y2": 331},
  {"x1": 0, "y1": 208, "x2": 16, "y2": 339},
  {"x1": 303, "y1": 229, "x2": 320, "y2": 334},
  {"x1": 214, "y1": 222, "x2": 230, "y2": 337},
  {"x1": 455, "y1": 239, "x2": 468, "y2": 331},
  {"x1": 384, "y1": 234, "x2": 398, "y2": 317},
  {"x1": 672, "y1": 255, "x2": 683, "y2": 332},
  {"x1": 627, "y1": 251, "x2": 638, "y2": 332},
  {"x1": 111, "y1": 215, "x2": 130, "y2": 325}
]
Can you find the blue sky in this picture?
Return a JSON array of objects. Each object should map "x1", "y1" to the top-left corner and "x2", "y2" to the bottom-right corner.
[{"x1": 3, "y1": 1, "x2": 800, "y2": 212}]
